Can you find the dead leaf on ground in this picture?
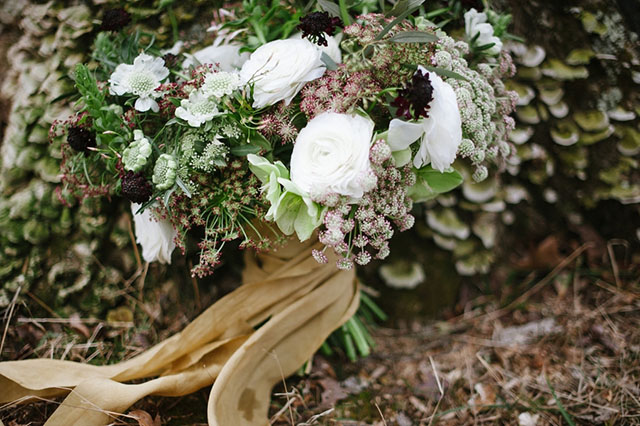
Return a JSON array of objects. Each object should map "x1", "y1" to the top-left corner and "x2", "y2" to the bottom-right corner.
[
  {"x1": 514, "y1": 235, "x2": 564, "y2": 270},
  {"x1": 128, "y1": 409, "x2": 161, "y2": 426}
]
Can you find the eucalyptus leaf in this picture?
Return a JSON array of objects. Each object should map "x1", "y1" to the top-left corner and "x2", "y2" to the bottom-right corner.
[
  {"x1": 375, "y1": 5, "x2": 422, "y2": 41},
  {"x1": 386, "y1": 0, "x2": 425, "y2": 17},
  {"x1": 175, "y1": 176, "x2": 192, "y2": 198},
  {"x1": 421, "y1": 65, "x2": 468, "y2": 81},
  {"x1": 389, "y1": 31, "x2": 439, "y2": 43},
  {"x1": 317, "y1": 0, "x2": 341, "y2": 17},
  {"x1": 321, "y1": 52, "x2": 338, "y2": 71}
]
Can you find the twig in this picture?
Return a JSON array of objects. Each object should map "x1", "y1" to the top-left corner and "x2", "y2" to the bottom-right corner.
[
  {"x1": 25, "y1": 290, "x2": 60, "y2": 318},
  {"x1": 374, "y1": 402, "x2": 387, "y2": 426},
  {"x1": 607, "y1": 239, "x2": 629, "y2": 287},
  {"x1": 126, "y1": 213, "x2": 142, "y2": 271},
  {"x1": 1, "y1": 283, "x2": 23, "y2": 356}
]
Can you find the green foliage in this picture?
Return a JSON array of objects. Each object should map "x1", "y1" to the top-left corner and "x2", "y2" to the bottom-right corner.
[{"x1": 409, "y1": 165, "x2": 463, "y2": 202}]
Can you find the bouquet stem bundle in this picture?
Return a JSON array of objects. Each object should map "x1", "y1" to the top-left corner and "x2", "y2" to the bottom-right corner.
[{"x1": 0, "y1": 237, "x2": 358, "y2": 425}]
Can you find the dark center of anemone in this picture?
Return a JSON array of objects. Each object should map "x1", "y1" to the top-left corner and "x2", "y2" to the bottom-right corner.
[
  {"x1": 67, "y1": 125, "x2": 96, "y2": 153},
  {"x1": 391, "y1": 69, "x2": 434, "y2": 120},
  {"x1": 121, "y1": 171, "x2": 153, "y2": 203},
  {"x1": 298, "y1": 12, "x2": 342, "y2": 47},
  {"x1": 100, "y1": 8, "x2": 131, "y2": 32}
]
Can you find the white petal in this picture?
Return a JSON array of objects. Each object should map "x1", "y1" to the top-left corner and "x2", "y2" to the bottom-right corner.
[
  {"x1": 131, "y1": 203, "x2": 177, "y2": 264},
  {"x1": 388, "y1": 119, "x2": 425, "y2": 151}
]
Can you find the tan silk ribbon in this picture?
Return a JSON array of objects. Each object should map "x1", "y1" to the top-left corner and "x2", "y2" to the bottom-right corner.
[{"x1": 0, "y1": 237, "x2": 359, "y2": 425}]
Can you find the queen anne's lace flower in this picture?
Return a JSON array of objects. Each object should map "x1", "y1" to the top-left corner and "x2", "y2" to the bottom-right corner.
[
  {"x1": 122, "y1": 130, "x2": 152, "y2": 172},
  {"x1": 109, "y1": 53, "x2": 169, "y2": 112},
  {"x1": 201, "y1": 71, "x2": 241, "y2": 98},
  {"x1": 175, "y1": 90, "x2": 221, "y2": 127}
]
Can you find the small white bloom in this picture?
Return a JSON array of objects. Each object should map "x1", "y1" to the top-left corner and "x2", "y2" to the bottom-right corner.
[
  {"x1": 182, "y1": 42, "x2": 249, "y2": 72},
  {"x1": 109, "y1": 53, "x2": 169, "y2": 112},
  {"x1": 201, "y1": 71, "x2": 241, "y2": 98},
  {"x1": 290, "y1": 112, "x2": 375, "y2": 199},
  {"x1": 464, "y1": 8, "x2": 503, "y2": 55},
  {"x1": 131, "y1": 203, "x2": 177, "y2": 264},
  {"x1": 175, "y1": 90, "x2": 221, "y2": 127},
  {"x1": 388, "y1": 67, "x2": 462, "y2": 172},
  {"x1": 239, "y1": 39, "x2": 325, "y2": 109},
  {"x1": 518, "y1": 412, "x2": 540, "y2": 426}
]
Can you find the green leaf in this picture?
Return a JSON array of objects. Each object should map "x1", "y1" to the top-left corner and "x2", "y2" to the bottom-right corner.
[
  {"x1": 230, "y1": 144, "x2": 262, "y2": 156},
  {"x1": 420, "y1": 65, "x2": 468, "y2": 81},
  {"x1": 391, "y1": 147, "x2": 412, "y2": 167},
  {"x1": 409, "y1": 166, "x2": 463, "y2": 202},
  {"x1": 375, "y1": 4, "x2": 422, "y2": 41},
  {"x1": 321, "y1": 52, "x2": 338, "y2": 71},
  {"x1": 338, "y1": 0, "x2": 351, "y2": 25},
  {"x1": 385, "y1": 0, "x2": 425, "y2": 17},
  {"x1": 317, "y1": 0, "x2": 341, "y2": 17},
  {"x1": 249, "y1": 132, "x2": 272, "y2": 151},
  {"x1": 389, "y1": 30, "x2": 439, "y2": 43}
]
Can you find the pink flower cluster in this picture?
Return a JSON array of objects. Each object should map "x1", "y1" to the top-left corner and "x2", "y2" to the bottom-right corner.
[
  {"x1": 313, "y1": 140, "x2": 416, "y2": 270},
  {"x1": 300, "y1": 66, "x2": 380, "y2": 119}
]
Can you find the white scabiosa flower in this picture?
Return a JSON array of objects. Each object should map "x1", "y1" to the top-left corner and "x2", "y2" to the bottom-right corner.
[
  {"x1": 239, "y1": 39, "x2": 325, "y2": 109},
  {"x1": 109, "y1": 53, "x2": 169, "y2": 112},
  {"x1": 175, "y1": 90, "x2": 221, "y2": 127},
  {"x1": 122, "y1": 130, "x2": 152, "y2": 172},
  {"x1": 201, "y1": 71, "x2": 241, "y2": 98},
  {"x1": 290, "y1": 112, "x2": 376, "y2": 199},
  {"x1": 131, "y1": 203, "x2": 177, "y2": 264},
  {"x1": 388, "y1": 67, "x2": 462, "y2": 172},
  {"x1": 464, "y1": 8, "x2": 503, "y2": 55}
]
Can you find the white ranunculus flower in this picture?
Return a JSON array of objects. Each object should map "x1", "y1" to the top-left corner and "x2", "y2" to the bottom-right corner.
[
  {"x1": 175, "y1": 90, "x2": 221, "y2": 127},
  {"x1": 182, "y1": 42, "x2": 249, "y2": 72},
  {"x1": 388, "y1": 67, "x2": 462, "y2": 172},
  {"x1": 291, "y1": 32, "x2": 343, "y2": 64},
  {"x1": 464, "y1": 8, "x2": 503, "y2": 55},
  {"x1": 109, "y1": 53, "x2": 169, "y2": 113},
  {"x1": 239, "y1": 39, "x2": 326, "y2": 109},
  {"x1": 131, "y1": 203, "x2": 177, "y2": 264},
  {"x1": 290, "y1": 112, "x2": 376, "y2": 199}
]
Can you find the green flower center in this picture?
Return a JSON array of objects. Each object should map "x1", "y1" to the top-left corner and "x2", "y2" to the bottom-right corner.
[{"x1": 128, "y1": 72, "x2": 157, "y2": 96}]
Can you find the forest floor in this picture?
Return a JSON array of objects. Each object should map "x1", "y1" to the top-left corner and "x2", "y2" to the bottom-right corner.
[{"x1": 1, "y1": 239, "x2": 639, "y2": 426}]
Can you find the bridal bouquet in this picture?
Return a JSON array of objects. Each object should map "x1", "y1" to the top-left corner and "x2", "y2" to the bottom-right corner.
[
  {"x1": 51, "y1": 2, "x2": 517, "y2": 278},
  {"x1": 0, "y1": 2, "x2": 519, "y2": 425}
]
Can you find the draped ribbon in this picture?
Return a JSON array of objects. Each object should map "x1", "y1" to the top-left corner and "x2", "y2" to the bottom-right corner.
[{"x1": 0, "y1": 237, "x2": 358, "y2": 425}]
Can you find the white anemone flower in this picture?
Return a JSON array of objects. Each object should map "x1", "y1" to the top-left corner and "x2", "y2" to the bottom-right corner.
[
  {"x1": 131, "y1": 203, "x2": 177, "y2": 264},
  {"x1": 388, "y1": 67, "x2": 462, "y2": 172},
  {"x1": 109, "y1": 53, "x2": 169, "y2": 112},
  {"x1": 175, "y1": 90, "x2": 222, "y2": 127},
  {"x1": 201, "y1": 71, "x2": 242, "y2": 98}
]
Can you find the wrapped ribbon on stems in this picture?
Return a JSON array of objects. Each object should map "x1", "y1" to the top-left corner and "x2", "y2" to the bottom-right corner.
[{"x1": 0, "y1": 237, "x2": 358, "y2": 426}]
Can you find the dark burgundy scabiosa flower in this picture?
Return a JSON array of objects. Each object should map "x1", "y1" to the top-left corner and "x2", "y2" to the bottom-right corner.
[
  {"x1": 298, "y1": 12, "x2": 342, "y2": 47},
  {"x1": 391, "y1": 68, "x2": 435, "y2": 120},
  {"x1": 162, "y1": 53, "x2": 179, "y2": 69},
  {"x1": 100, "y1": 8, "x2": 131, "y2": 32},
  {"x1": 67, "y1": 125, "x2": 96, "y2": 153},
  {"x1": 121, "y1": 171, "x2": 153, "y2": 203}
]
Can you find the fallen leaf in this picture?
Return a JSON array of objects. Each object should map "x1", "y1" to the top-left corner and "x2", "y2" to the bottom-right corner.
[
  {"x1": 128, "y1": 410, "x2": 160, "y2": 426},
  {"x1": 318, "y1": 377, "x2": 349, "y2": 408}
]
